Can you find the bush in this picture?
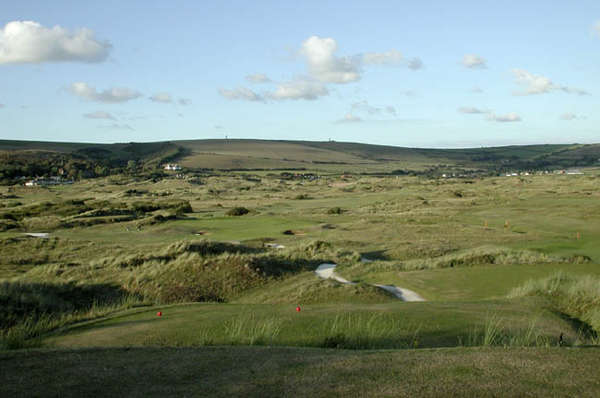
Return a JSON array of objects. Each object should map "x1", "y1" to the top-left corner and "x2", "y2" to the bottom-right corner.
[
  {"x1": 226, "y1": 207, "x2": 250, "y2": 216},
  {"x1": 327, "y1": 207, "x2": 344, "y2": 214}
]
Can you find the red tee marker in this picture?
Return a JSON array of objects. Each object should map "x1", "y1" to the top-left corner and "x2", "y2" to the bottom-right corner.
[
  {"x1": 157, "y1": 311, "x2": 162, "y2": 317},
  {"x1": 296, "y1": 306, "x2": 301, "y2": 312}
]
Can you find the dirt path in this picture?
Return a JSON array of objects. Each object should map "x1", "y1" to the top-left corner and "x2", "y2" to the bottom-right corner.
[{"x1": 315, "y1": 263, "x2": 425, "y2": 302}]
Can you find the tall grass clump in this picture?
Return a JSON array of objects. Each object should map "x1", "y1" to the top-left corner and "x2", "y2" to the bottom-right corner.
[
  {"x1": 461, "y1": 313, "x2": 551, "y2": 347},
  {"x1": 318, "y1": 312, "x2": 422, "y2": 349},
  {"x1": 224, "y1": 314, "x2": 282, "y2": 345},
  {"x1": 0, "y1": 293, "x2": 147, "y2": 349},
  {"x1": 509, "y1": 272, "x2": 600, "y2": 335},
  {"x1": 364, "y1": 246, "x2": 592, "y2": 272}
]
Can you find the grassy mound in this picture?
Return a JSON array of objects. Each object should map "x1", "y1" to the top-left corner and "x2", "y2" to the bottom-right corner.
[
  {"x1": 342, "y1": 246, "x2": 591, "y2": 275},
  {"x1": 235, "y1": 272, "x2": 395, "y2": 304},
  {"x1": 510, "y1": 272, "x2": 600, "y2": 337}
]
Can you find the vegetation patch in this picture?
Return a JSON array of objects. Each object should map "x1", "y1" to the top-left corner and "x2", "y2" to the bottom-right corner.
[
  {"x1": 226, "y1": 207, "x2": 250, "y2": 216},
  {"x1": 510, "y1": 272, "x2": 600, "y2": 338}
]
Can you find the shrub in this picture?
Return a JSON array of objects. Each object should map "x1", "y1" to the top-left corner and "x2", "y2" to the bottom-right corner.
[
  {"x1": 327, "y1": 207, "x2": 343, "y2": 214},
  {"x1": 226, "y1": 207, "x2": 250, "y2": 216}
]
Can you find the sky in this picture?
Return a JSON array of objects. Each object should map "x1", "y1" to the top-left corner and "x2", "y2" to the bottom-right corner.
[{"x1": 1, "y1": 0, "x2": 599, "y2": 148}]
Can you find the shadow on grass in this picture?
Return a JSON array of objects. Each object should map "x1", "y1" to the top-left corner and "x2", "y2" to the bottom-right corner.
[
  {"x1": 554, "y1": 310, "x2": 598, "y2": 341},
  {"x1": 0, "y1": 281, "x2": 137, "y2": 329}
]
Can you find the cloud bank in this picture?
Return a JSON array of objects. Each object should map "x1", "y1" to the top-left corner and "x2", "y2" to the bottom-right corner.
[
  {"x1": 512, "y1": 69, "x2": 588, "y2": 96},
  {"x1": 83, "y1": 111, "x2": 115, "y2": 120},
  {"x1": 245, "y1": 73, "x2": 271, "y2": 83},
  {"x1": 69, "y1": 82, "x2": 142, "y2": 103},
  {"x1": 336, "y1": 113, "x2": 362, "y2": 123},
  {"x1": 462, "y1": 54, "x2": 487, "y2": 69},
  {"x1": 267, "y1": 79, "x2": 328, "y2": 101},
  {"x1": 220, "y1": 36, "x2": 422, "y2": 103},
  {"x1": 0, "y1": 21, "x2": 111, "y2": 64},
  {"x1": 149, "y1": 92, "x2": 172, "y2": 103},
  {"x1": 459, "y1": 106, "x2": 521, "y2": 122},
  {"x1": 219, "y1": 87, "x2": 264, "y2": 102},
  {"x1": 301, "y1": 36, "x2": 361, "y2": 83}
]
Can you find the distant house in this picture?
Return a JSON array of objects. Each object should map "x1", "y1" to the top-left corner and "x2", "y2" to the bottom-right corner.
[
  {"x1": 163, "y1": 164, "x2": 182, "y2": 171},
  {"x1": 24, "y1": 177, "x2": 73, "y2": 187}
]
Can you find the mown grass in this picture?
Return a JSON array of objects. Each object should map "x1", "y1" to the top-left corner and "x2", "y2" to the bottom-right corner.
[
  {"x1": 3, "y1": 346, "x2": 600, "y2": 397},
  {"x1": 44, "y1": 298, "x2": 587, "y2": 350},
  {"x1": 340, "y1": 262, "x2": 600, "y2": 301}
]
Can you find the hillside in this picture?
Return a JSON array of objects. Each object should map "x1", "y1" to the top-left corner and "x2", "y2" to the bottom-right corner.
[{"x1": 1, "y1": 139, "x2": 599, "y2": 182}]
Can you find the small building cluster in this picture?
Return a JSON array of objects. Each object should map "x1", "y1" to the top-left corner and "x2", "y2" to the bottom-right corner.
[
  {"x1": 163, "y1": 163, "x2": 182, "y2": 171},
  {"x1": 503, "y1": 169, "x2": 584, "y2": 177},
  {"x1": 24, "y1": 177, "x2": 73, "y2": 187}
]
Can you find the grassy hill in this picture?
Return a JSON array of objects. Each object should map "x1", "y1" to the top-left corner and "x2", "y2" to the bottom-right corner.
[{"x1": 2, "y1": 139, "x2": 599, "y2": 177}]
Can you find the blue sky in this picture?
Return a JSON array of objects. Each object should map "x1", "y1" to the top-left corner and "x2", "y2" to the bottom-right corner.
[{"x1": 1, "y1": 1, "x2": 599, "y2": 147}]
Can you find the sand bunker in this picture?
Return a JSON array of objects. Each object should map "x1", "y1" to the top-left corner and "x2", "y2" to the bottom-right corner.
[{"x1": 315, "y1": 263, "x2": 425, "y2": 302}]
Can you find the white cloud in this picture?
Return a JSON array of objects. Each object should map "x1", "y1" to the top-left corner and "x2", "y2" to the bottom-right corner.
[
  {"x1": 560, "y1": 113, "x2": 585, "y2": 120},
  {"x1": 407, "y1": 57, "x2": 424, "y2": 70},
  {"x1": 245, "y1": 73, "x2": 271, "y2": 83},
  {"x1": 363, "y1": 50, "x2": 403, "y2": 65},
  {"x1": 594, "y1": 20, "x2": 600, "y2": 36},
  {"x1": 470, "y1": 86, "x2": 484, "y2": 93},
  {"x1": 69, "y1": 82, "x2": 142, "y2": 103},
  {"x1": 178, "y1": 98, "x2": 191, "y2": 105},
  {"x1": 488, "y1": 112, "x2": 521, "y2": 122},
  {"x1": 559, "y1": 87, "x2": 589, "y2": 95},
  {"x1": 100, "y1": 123, "x2": 134, "y2": 130},
  {"x1": 458, "y1": 106, "x2": 487, "y2": 114},
  {"x1": 351, "y1": 100, "x2": 396, "y2": 116},
  {"x1": 300, "y1": 36, "x2": 361, "y2": 83},
  {"x1": 462, "y1": 54, "x2": 487, "y2": 69},
  {"x1": 362, "y1": 50, "x2": 422, "y2": 71},
  {"x1": 149, "y1": 92, "x2": 172, "y2": 103},
  {"x1": 0, "y1": 21, "x2": 110, "y2": 64},
  {"x1": 511, "y1": 69, "x2": 588, "y2": 96},
  {"x1": 83, "y1": 111, "x2": 115, "y2": 120},
  {"x1": 336, "y1": 113, "x2": 362, "y2": 123},
  {"x1": 219, "y1": 87, "x2": 264, "y2": 102},
  {"x1": 267, "y1": 79, "x2": 329, "y2": 101},
  {"x1": 460, "y1": 106, "x2": 520, "y2": 122}
]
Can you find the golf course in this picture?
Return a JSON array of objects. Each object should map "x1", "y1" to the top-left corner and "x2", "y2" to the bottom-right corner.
[{"x1": 1, "y1": 139, "x2": 600, "y2": 396}]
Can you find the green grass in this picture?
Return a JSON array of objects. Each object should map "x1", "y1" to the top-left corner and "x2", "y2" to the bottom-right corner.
[
  {"x1": 44, "y1": 299, "x2": 586, "y2": 349},
  {"x1": 2, "y1": 346, "x2": 600, "y2": 397},
  {"x1": 510, "y1": 272, "x2": 600, "y2": 335},
  {"x1": 341, "y1": 262, "x2": 600, "y2": 301}
]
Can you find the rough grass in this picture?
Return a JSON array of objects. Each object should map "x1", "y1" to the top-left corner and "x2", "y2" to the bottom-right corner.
[
  {"x1": 343, "y1": 245, "x2": 591, "y2": 274},
  {"x1": 3, "y1": 346, "x2": 600, "y2": 397},
  {"x1": 0, "y1": 294, "x2": 147, "y2": 350},
  {"x1": 45, "y1": 299, "x2": 583, "y2": 350},
  {"x1": 510, "y1": 272, "x2": 600, "y2": 337}
]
